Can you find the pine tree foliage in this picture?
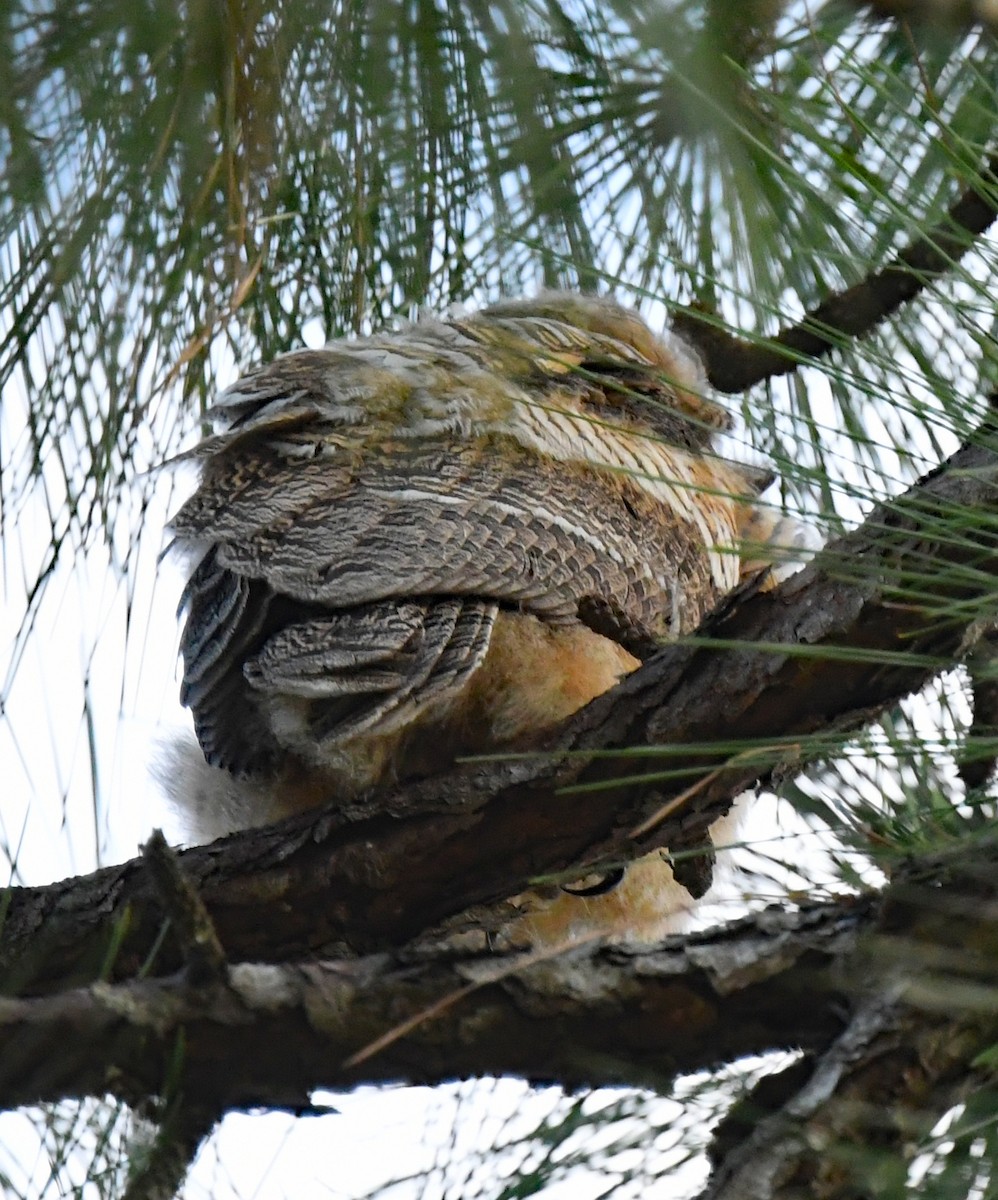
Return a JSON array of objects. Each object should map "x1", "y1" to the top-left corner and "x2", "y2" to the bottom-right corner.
[{"x1": 3, "y1": 0, "x2": 998, "y2": 1196}]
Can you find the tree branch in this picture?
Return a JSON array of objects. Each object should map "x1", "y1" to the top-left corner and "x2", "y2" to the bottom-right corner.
[
  {"x1": 857, "y1": 0, "x2": 998, "y2": 30},
  {"x1": 702, "y1": 840, "x2": 998, "y2": 1197},
  {"x1": 121, "y1": 1101, "x2": 219, "y2": 1200},
  {"x1": 700, "y1": 995, "x2": 989, "y2": 1200},
  {"x1": 673, "y1": 155, "x2": 998, "y2": 392},
  {"x1": 0, "y1": 900, "x2": 863, "y2": 1112}
]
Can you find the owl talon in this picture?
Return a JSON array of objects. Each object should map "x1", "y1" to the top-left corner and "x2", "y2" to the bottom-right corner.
[{"x1": 560, "y1": 867, "x2": 626, "y2": 897}]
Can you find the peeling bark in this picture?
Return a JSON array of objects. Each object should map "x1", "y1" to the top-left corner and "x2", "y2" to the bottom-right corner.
[{"x1": 0, "y1": 901, "x2": 863, "y2": 1112}]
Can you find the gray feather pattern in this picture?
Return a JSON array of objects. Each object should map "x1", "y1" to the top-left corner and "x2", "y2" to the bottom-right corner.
[
  {"x1": 173, "y1": 299, "x2": 747, "y2": 778},
  {"x1": 305, "y1": 598, "x2": 497, "y2": 743},
  {"x1": 245, "y1": 603, "x2": 429, "y2": 695}
]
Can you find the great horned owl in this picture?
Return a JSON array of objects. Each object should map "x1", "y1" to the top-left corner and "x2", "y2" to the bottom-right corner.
[{"x1": 165, "y1": 293, "x2": 783, "y2": 944}]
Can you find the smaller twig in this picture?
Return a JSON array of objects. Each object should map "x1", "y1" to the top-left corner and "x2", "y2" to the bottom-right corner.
[
  {"x1": 674, "y1": 153, "x2": 998, "y2": 393},
  {"x1": 342, "y1": 932, "x2": 602, "y2": 1070},
  {"x1": 629, "y1": 743, "x2": 798, "y2": 839},
  {"x1": 142, "y1": 830, "x2": 227, "y2": 987},
  {"x1": 628, "y1": 767, "x2": 726, "y2": 839}
]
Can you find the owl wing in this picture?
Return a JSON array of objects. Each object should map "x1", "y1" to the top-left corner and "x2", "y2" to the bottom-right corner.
[
  {"x1": 171, "y1": 313, "x2": 761, "y2": 777},
  {"x1": 173, "y1": 430, "x2": 725, "y2": 775}
]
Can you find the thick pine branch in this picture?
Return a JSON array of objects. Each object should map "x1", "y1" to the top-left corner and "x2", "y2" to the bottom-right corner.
[{"x1": 0, "y1": 900, "x2": 863, "y2": 1111}]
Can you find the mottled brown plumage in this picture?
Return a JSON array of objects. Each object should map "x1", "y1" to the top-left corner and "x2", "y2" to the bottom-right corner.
[{"x1": 166, "y1": 293, "x2": 786, "y2": 944}]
